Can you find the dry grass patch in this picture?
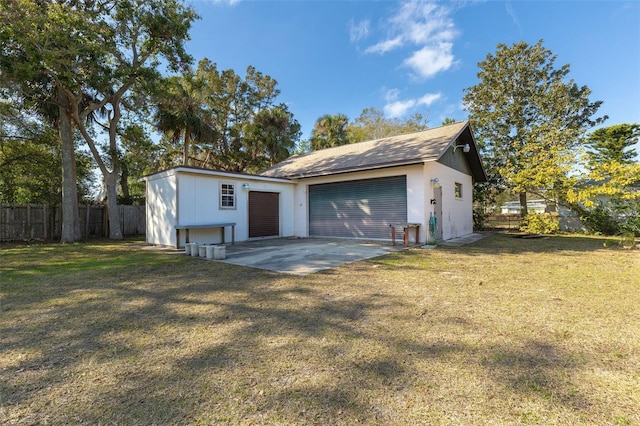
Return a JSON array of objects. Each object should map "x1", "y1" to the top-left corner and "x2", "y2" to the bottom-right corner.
[{"x1": 1, "y1": 235, "x2": 639, "y2": 425}]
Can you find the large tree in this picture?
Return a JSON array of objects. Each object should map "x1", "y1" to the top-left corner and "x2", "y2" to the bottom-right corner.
[
  {"x1": 243, "y1": 104, "x2": 301, "y2": 172},
  {"x1": 154, "y1": 71, "x2": 210, "y2": 167},
  {"x1": 309, "y1": 113, "x2": 350, "y2": 150},
  {"x1": 568, "y1": 123, "x2": 640, "y2": 208},
  {"x1": 0, "y1": 102, "x2": 93, "y2": 205},
  {"x1": 0, "y1": 1, "x2": 89, "y2": 241},
  {"x1": 585, "y1": 123, "x2": 640, "y2": 167},
  {"x1": 153, "y1": 59, "x2": 296, "y2": 173},
  {"x1": 0, "y1": 0, "x2": 197, "y2": 239},
  {"x1": 346, "y1": 107, "x2": 429, "y2": 143},
  {"x1": 463, "y1": 40, "x2": 606, "y2": 216}
]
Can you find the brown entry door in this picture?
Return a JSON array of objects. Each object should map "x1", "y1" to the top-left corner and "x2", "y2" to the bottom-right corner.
[{"x1": 248, "y1": 191, "x2": 279, "y2": 238}]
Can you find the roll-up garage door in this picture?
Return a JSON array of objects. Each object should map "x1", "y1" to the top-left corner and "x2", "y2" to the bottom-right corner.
[
  {"x1": 249, "y1": 191, "x2": 279, "y2": 238},
  {"x1": 309, "y1": 175, "x2": 407, "y2": 239}
]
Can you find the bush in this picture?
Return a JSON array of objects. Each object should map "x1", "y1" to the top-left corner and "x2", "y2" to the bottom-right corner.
[
  {"x1": 577, "y1": 199, "x2": 640, "y2": 236},
  {"x1": 520, "y1": 213, "x2": 559, "y2": 234}
]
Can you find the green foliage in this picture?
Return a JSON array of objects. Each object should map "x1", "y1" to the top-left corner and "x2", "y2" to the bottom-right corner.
[
  {"x1": 293, "y1": 139, "x2": 311, "y2": 155},
  {"x1": 152, "y1": 59, "x2": 298, "y2": 172},
  {"x1": 586, "y1": 123, "x2": 639, "y2": 167},
  {"x1": 243, "y1": 104, "x2": 301, "y2": 172},
  {"x1": 346, "y1": 107, "x2": 429, "y2": 143},
  {"x1": 0, "y1": 103, "x2": 94, "y2": 204},
  {"x1": 575, "y1": 199, "x2": 640, "y2": 236},
  {"x1": 464, "y1": 40, "x2": 606, "y2": 215},
  {"x1": 618, "y1": 232, "x2": 637, "y2": 249},
  {"x1": 520, "y1": 213, "x2": 559, "y2": 234},
  {"x1": 472, "y1": 182, "x2": 499, "y2": 230},
  {"x1": 568, "y1": 124, "x2": 640, "y2": 211},
  {"x1": 310, "y1": 113, "x2": 350, "y2": 150},
  {"x1": 1, "y1": 0, "x2": 198, "y2": 239}
]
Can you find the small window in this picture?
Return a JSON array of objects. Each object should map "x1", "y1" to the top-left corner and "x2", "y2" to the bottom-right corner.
[
  {"x1": 220, "y1": 183, "x2": 236, "y2": 209},
  {"x1": 454, "y1": 182, "x2": 463, "y2": 199}
]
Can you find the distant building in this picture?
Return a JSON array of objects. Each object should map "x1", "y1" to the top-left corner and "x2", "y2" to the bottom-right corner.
[{"x1": 500, "y1": 200, "x2": 548, "y2": 215}]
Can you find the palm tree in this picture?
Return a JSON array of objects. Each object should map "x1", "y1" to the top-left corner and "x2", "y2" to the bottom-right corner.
[
  {"x1": 243, "y1": 104, "x2": 301, "y2": 172},
  {"x1": 310, "y1": 113, "x2": 350, "y2": 150},
  {"x1": 154, "y1": 72, "x2": 208, "y2": 166}
]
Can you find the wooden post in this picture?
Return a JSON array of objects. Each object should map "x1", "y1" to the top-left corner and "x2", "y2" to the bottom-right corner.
[
  {"x1": 44, "y1": 204, "x2": 48, "y2": 240},
  {"x1": 26, "y1": 204, "x2": 31, "y2": 239},
  {"x1": 85, "y1": 204, "x2": 90, "y2": 238}
]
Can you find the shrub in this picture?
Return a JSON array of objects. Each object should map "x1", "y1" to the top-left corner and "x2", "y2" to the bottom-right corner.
[
  {"x1": 576, "y1": 199, "x2": 640, "y2": 236},
  {"x1": 520, "y1": 213, "x2": 559, "y2": 234}
]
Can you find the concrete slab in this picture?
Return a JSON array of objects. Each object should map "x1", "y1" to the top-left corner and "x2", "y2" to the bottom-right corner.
[
  {"x1": 435, "y1": 232, "x2": 493, "y2": 247},
  {"x1": 219, "y1": 237, "x2": 408, "y2": 276}
]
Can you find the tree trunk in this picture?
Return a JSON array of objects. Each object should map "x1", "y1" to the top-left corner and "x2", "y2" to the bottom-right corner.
[
  {"x1": 58, "y1": 90, "x2": 82, "y2": 243},
  {"x1": 519, "y1": 192, "x2": 529, "y2": 217},
  {"x1": 119, "y1": 161, "x2": 131, "y2": 204},
  {"x1": 183, "y1": 126, "x2": 191, "y2": 166},
  {"x1": 104, "y1": 171, "x2": 123, "y2": 239}
]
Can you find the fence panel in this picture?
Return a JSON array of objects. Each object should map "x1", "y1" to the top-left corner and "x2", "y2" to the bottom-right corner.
[
  {"x1": 120, "y1": 205, "x2": 145, "y2": 236},
  {"x1": 483, "y1": 214, "x2": 522, "y2": 231},
  {"x1": 0, "y1": 203, "x2": 145, "y2": 241}
]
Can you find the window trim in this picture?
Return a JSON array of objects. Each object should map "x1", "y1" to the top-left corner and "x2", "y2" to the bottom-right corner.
[
  {"x1": 454, "y1": 182, "x2": 463, "y2": 199},
  {"x1": 219, "y1": 182, "x2": 236, "y2": 210}
]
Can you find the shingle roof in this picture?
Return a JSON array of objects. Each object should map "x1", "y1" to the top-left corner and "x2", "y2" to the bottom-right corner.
[{"x1": 261, "y1": 120, "x2": 487, "y2": 182}]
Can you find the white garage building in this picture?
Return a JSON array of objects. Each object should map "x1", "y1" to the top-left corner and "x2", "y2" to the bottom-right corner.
[{"x1": 142, "y1": 121, "x2": 487, "y2": 248}]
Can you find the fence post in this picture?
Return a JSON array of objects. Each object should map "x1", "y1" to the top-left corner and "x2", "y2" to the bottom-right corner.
[{"x1": 85, "y1": 204, "x2": 90, "y2": 238}]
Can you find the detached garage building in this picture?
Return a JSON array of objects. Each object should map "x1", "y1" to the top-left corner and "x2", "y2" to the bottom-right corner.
[{"x1": 142, "y1": 121, "x2": 487, "y2": 247}]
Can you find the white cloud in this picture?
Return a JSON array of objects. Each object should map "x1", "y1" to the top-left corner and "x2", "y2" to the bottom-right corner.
[
  {"x1": 505, "y1": 1, "x2": 522, "y2": 33},
  {"x1": 384, "y1": 99, "x2": 416, "y2": 118},
  {"x1": 383, "y1": 91, "x2": 441, "y2": 118},
  {"x1": 365, "y1": 36, "x2": 403, "y2": 54},
  {"x1": 364, "y1": 1, "x2": 459, "y2": 79},
  {"x1": 384, "y1": 88, "x2": 401, "y2": 102},
  {"x1": 418, "y1": 92, "x2": 441, "y2": 106},
  {"x1": 349, "y1": 19, "x2": 370, "y2": 43},
  {"x1": 209, "y1": 0, "x2": 241, "y2": 5},
  {"x1": 403, "y1": 43, "x2": 454, "y2": 79}
]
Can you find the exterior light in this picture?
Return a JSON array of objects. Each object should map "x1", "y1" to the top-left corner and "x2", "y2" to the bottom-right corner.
[{"x1": 453, "y1": 143, "x2": 470, "y2": 153}]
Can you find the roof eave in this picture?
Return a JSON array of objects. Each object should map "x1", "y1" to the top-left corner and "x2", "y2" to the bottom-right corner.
[{"x1": 282, "y1": 160, "x2": 428, "y2": 179}]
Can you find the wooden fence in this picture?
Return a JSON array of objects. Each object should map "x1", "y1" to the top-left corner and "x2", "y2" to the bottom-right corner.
[
  {"x1": 482, "y1": 214, "x2": 522, "y2": 231},
  {"x1": 0, "y1": 204, "x2": 145, "y2": 241}
]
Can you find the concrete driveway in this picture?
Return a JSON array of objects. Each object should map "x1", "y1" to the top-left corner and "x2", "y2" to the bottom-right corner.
[{"x1": 220, "y1": 238, "x2": 408, "y2": 276}]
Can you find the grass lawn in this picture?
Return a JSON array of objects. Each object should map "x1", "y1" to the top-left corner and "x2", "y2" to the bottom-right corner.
[{"x1": 1, "y1": 234, "x2": 639, "y2": 425}]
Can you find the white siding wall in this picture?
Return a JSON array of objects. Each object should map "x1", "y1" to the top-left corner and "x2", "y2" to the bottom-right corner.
[
  {"x1": 293, "y1": 165, "x2": 427, "y2": 241},
  {"x1": 145, "y1": 163, "x2": 474, "y2": 247},
  {"x1": 145, "y1": 173, "x2": 177, "y2": 247},
  {"x1": 176, "y1": 172, "x2": 294, "y2": 246},
  {"x1": 425, "y1": 162, "x2": 473, "y2": 240},
  {"x1": 291, "y1": 163, "x2": 473, "y2": 242}
]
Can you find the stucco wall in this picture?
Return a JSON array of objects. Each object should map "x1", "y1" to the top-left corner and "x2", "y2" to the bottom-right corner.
[
  {"x1": 426, "y1": 161, "x2": 473, "y2": 240},
  {"x1": 145, "y1": 162, "x2": 474, "y2": 247},
  {"x1": 292, "y1": 163, "x2": 473, "y2": 242},
  {"x1": 176, "y1": 172, "x2": 295, "y2": 245},
  {"x1": 292, "y1": 165, "x2": 428, "y2": 242},
  {"x1": 145, "y1": 169, "x2": 294, "y2": 247}
]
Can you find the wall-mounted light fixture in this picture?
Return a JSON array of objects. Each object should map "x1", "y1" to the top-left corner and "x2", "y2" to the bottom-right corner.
[
  {"x1": 453, "y1": 143, "x2": 470, "y2": 153},
  {"x1": 242, "y1": 183, "x2": 251, "y2": 191},
  {"x1": 430, "y1": 178, "x2": 441, "y2": 188}
]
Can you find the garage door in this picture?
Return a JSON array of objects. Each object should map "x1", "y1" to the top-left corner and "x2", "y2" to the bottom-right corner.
[
  {"x1": 309, "y1": 175, "x2": 407, "y2": 239},
  {"x1": 249, "y1": 191, "x2": 279, "y2": 238}
]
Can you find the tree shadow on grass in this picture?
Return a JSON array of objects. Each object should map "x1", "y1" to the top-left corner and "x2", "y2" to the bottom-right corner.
[
  {"x1": 0, "y1": 240, "x2": 621, "y2": 424},
  {"x1": 458, "y1": 233, "x2": 620, "y2": 255}
]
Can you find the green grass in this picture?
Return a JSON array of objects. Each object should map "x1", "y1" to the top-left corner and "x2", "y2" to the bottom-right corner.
[{"x1": 1, "y1": 235, "x2": 639, "y2": 425}]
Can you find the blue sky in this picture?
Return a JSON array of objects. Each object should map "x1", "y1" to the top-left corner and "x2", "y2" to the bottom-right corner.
[{"x1": 186, "y1": 0, "x2": 640, "y2": 145}]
